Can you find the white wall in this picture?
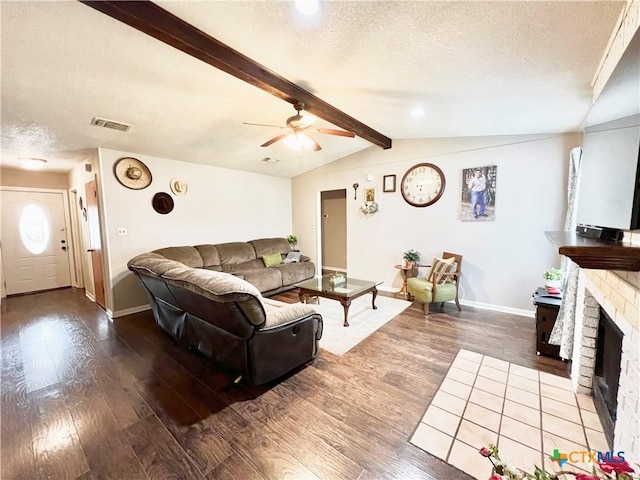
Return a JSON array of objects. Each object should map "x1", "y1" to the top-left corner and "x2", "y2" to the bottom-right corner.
[
  {"x1": 98, "y1": 148, "x2": 292, "y2": 316},
  {"x1": 292, "y1": 134, "x2": 581, "y2": 314}
]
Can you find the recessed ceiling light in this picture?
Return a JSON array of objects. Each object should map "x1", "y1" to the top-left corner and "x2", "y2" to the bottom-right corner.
[
  {"x1": 295, "y1": 0, "x2": 320, "y2": 15},
  {"x1": 19, "y1": 157, "x2": 48, "y2": 170},
  {"x1": 409, "y1": 107, "x2": 425, "y2": 119}
]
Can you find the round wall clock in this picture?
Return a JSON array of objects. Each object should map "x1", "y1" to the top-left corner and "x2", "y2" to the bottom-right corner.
[{"x1": 400, "y1": 163, "x2": 446, "y2": 207}]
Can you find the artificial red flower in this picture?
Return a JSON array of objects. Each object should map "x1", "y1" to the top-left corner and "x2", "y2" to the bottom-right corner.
[
  {"x1": 480, "y1": 447, "x2": 491, "y2": 457},
  {"x1": 488, "y1": 475, "x2": 504, "y2": 480},
  {"x1": 574, "y1": 474, "x2": 600, "y2": 480},
  {"x1": 598, "y1": 458, "x2": 635, "y2": 475}
]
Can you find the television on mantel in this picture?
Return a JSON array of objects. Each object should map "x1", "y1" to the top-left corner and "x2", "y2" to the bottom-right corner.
[{"x1": 575, "y1": 28, "x2": 640, "y2": 234}]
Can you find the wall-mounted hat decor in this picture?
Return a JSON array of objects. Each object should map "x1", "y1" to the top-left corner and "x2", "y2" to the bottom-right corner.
[
  {"x1": 152, "y1": 192, "x2": 174, "y2": 214},
  {"x1": 114, "y1": 157, "x2": 152, "y2": 190},
  {"x1": 170, "y1": 178, "x2": 188, "y2": 196}
]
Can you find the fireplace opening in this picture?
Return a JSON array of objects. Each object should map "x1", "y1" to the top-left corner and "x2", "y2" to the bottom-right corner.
[{"x1": 593, "y1": 309, "x2": 623, "y2": 449}]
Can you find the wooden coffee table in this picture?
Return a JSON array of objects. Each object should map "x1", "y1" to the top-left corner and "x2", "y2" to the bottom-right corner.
[{"x1": 295, "y1": 275, "x2": 382, "y2": 327}]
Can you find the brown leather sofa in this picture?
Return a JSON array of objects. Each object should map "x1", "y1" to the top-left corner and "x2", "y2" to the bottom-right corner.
[
  {"x1": 127, "y1": 250, "x2": 322, "y2": 385},
  {"x1": 150, "y1": 237, "x2": 315, "y2": 295}
]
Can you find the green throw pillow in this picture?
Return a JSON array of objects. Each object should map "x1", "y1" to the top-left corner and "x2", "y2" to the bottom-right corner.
[{"x1": 262, "y1": 252, "x2": 283, "y2": 267}]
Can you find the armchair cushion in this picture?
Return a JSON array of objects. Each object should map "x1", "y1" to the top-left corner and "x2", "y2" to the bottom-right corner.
[
  {"x1": 407, "y1": 277, "x2": 457, "y2": 303},
  {"x1": 428, "y1": 256, "x2": 456, "y2": 284}
]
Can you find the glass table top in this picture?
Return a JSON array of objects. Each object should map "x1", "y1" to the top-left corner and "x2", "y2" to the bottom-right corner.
[{"x1": 294, "y1": 274, "x2": 382, "y2": 298}]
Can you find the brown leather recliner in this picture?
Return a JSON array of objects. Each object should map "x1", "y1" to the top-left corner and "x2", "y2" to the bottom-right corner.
[{"x1": 128, "y1": 253, "x2": 322, "y2": 386}]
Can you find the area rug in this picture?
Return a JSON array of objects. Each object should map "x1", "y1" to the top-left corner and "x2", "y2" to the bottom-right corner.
[{"x1": 302, "y1": 295, "x2": 411, "y2": 355}]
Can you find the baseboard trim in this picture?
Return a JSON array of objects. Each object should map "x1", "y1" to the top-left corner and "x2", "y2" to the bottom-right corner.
[
  {"x1": 85, "y1": 291, "x2": 95, "y2": 303},
  {"x1": 377, "y1": 285, "x2": 401, "y2": 294},
  {"x1": 459, "y1": 299, "x2": 534, "y2": 318},
  {"x1": 108, "y1": 304, "x2": 151, "y2": 319}
]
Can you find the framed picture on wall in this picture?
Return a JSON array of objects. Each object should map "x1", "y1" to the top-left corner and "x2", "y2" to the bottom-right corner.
[
  {"x1": 365, "y1": 187, "x2": 376, "y2": 203},
  {"x1": 383, "y1": 174, "x2": 396, "y2": 192},
  {"x1": 460, "y1": 165, "x2": 497, "y2": 221}
]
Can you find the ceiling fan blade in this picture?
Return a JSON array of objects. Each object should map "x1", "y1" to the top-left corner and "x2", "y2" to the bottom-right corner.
[
  {"x1": 243, "y1": 122, "x2": 285, "y2": 129},
  {"x1": 261, "y1": 133, "x2": 289, "y2": 147},
  {"x1": 315, "y1": 128, "x2": 356, "y2": 138},
  {"x1": 309, "y1": 136, "x2": 322, "y2": 151}
]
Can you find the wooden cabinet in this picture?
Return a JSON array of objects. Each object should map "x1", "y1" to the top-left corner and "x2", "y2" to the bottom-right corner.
[{"x1": 532, "y1": 289, "x2": 561, "y2": 358}]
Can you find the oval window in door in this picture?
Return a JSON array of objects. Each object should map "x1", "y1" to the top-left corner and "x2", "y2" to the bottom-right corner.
[{"x1": 19, "y1": 204, "x2": 49, "y2": 255}]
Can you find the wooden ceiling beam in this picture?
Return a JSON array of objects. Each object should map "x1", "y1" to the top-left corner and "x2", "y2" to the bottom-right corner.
[{"x1": 80, "y1": 0, "x2": 392, "y2": 149}]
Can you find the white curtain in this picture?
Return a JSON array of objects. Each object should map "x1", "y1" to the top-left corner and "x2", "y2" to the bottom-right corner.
[{"x1": 550, "y1": 146, "x2": 582, "y2": 359}]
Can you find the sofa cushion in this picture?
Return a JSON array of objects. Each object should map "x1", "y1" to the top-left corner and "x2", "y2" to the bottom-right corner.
[
  {"x1": 215, "y1": 242, "x2": 261, "y2": 269},
  {"x1": 250, "y1": 238, "x2": 290, "y2": 257},
  {"x1": 238, "y1": 267, "x2": 282, "y2": 293},
  {"x1": 161, "y1": 267, "x2": 266, "y2": 326},
  {"x1": 195, "y1": 244, "x2": 221, "y2": 270},
  {"x1": 275, "y1": 262, "x2": 316, "y2": 286},
  {"x1": 262, "y1": 252, "x2": 283, "y2": 267},
  {"x1": 261, "y1": 301, "x2": 316, "y2": 330},
  {"x1": 153, "y1": 246, "x2": 204, "y2": 268}
]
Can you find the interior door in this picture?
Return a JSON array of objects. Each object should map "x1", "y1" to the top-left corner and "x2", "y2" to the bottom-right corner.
[
  {"x1": 1, "y1": 190, "x2": 71, "y2": 295},
  {"x1": 85, "y1": 179, "x2": 106, "y2": 309},
  {"x1": 321, "y1": 189, "x2": 347, "y2": 272}
]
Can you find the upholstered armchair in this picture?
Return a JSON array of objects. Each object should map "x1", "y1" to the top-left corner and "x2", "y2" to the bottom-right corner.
[{"x1": 406, "y1": 252, "x2": 462, "y2": 315}]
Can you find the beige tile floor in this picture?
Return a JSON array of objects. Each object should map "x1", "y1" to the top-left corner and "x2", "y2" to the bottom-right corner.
[{"x1": 410, "y1": 349, "x2": 607, "y2": 479}]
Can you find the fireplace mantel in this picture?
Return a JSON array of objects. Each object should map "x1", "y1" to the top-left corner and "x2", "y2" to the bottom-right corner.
[{"x1": 545, "y1": 231, "x2": 640, "y2": 271}]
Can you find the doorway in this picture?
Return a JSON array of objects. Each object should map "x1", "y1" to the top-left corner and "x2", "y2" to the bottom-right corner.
[
  {"x1": 85, "y1": 179, "x2": 106, "y2": 309},
  {"x1": 1, "y1": 189, "x2": 72, "y2": 295},
  {"x1": 320, "y1": 189, "x2": 347, "y2": 273}
]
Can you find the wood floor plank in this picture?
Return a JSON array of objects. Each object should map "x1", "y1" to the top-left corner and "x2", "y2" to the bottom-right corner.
[
  {"x1": 205, "y1": 451, "x2": 266, "y2": 480},
  {"x1": 1, "y1": 287, "x2": 571, "y2": 479},
  {"x1": 29, "y1": 385, "x2": 89, "y2": 480},
  {"x1": 134, "y1": 376, "x2": 233, "y2": 475},
  {"x1": 124, "y1": 414, "x2": 206, "y2": 480}
]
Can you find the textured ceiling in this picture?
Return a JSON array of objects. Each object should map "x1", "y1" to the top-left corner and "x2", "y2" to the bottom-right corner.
[{"x1": 0, "y1": 1, "x2": 625, "y2": 177}]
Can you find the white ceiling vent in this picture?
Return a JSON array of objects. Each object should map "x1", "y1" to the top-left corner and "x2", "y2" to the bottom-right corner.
[{"x1": 90, "y1": 117, "x2": 131, "y2": 132}]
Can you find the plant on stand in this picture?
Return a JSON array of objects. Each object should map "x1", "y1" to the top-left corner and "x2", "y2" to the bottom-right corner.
[
  {"x1": 543, "y1": 267, "x2": 563, "y2": 289},
  {"x1": 403, "y1": 249, "x2": 421, "y2": 269},
  {"x1": 287, "y1": 234, "x2": 298, "y2": 251}
]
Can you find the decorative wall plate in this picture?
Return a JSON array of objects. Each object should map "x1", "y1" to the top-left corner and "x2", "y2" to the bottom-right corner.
[{"x1": 114, "y1": 157, "x2": 152, "y2": 190}]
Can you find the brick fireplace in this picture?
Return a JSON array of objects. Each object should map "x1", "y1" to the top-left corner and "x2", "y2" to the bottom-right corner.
[{"x1": 570, "y1": 235, "x2": 640, "y2": 464}]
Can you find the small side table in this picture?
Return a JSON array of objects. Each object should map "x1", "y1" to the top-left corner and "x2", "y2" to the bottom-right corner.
[
  {"x1": 394, "y1": 264, "x2": 412, "y2": 300},
  {"x1": 532, "y1": 287, "x2": 562, "y2": 358}
]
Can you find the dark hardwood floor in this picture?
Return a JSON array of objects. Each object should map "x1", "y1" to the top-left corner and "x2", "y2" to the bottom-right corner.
[{"x1": 1, "y1": 288, "x2": 568, "y2": 479}]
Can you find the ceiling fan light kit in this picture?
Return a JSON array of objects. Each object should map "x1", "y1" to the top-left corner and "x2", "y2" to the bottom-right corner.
[
  {"x1": 247, "y1": 102, "x2": 354, "y2": 151},
  {"x1": 283, "y1": 132, "x2": 315, "y2": 151}
]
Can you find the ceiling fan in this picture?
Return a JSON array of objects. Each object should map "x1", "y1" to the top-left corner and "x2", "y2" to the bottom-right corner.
[{"x1": 243, "y1": 102, "x2": 356, "y2": 151}]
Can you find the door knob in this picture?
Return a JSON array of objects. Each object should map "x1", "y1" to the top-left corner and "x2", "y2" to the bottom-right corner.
[
  {"x1": 61, "y1": 246, "x2": 67, "y2": 251},
  {"x1": 87, "y1": 248, "x2": 95, "y2": 252}
]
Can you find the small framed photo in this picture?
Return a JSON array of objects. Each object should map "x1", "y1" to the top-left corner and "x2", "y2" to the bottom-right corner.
[
  {"x1": 365, "y1": 187, "x2": 376, "y2": 203},
  {"x1": 383, "y1": 174, "x2": 396, "y2": 192}
]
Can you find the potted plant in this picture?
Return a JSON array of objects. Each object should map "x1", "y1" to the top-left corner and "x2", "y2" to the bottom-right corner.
[
  {"x1": 286, "y1": 234, "x2": 298, "y2": 251},
  {"x1": 403, "y1": 249, "x2": 421, "y2": 268},
  {"x1": 543, "y1": 267, "x2": 563, "y2": 289}
]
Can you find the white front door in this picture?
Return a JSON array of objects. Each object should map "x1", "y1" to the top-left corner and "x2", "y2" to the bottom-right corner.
[{"x1": 1, "y1": 190, "x2": 71, "y2": 295}]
